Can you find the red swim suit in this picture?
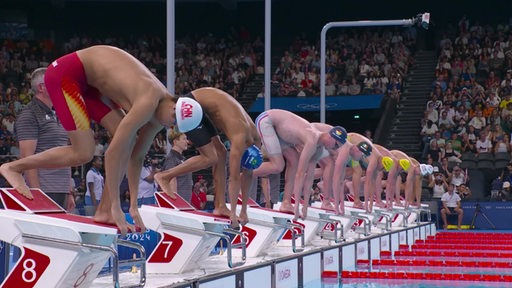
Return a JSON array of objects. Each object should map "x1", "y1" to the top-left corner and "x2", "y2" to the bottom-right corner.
[{"x1": 44, "y1": 52, "x2": 118, "y2": 131}]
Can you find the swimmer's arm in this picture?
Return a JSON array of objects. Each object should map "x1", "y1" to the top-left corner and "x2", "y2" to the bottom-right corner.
[
  {"x1": 293, "y1": 140, "x2": 317, "y2": 197},
  {"x1": 332, "y1": 144, "x2": 350, "y2": 198},
  {"x1": 319, "y1": 157, "x2": 334, "y2": 198},
  {"x1": 363, "y1": 157, "x2": 378, "y2": 196},
  {"x1": 404, "y1": 169, "x2": 415, "y2": 203},
  {"x1": 127, "y1": 121, "x2": 163, "y2": 208},
  {"x1": 386, "y1": 164, "x2": 399, "y2": 197},
  {"x1": 18, "y1": 139, "x2": 40, "y2": 188}
]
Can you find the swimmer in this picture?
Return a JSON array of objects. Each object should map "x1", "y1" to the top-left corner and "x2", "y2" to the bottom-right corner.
[
  {"x1": 154, "y1": 88, "x2": 262, "y2": 228},
  {"x1": 252, "y1": 109, "x2": 345, "y2": 219},
  {"x1": 0, "y1": 45, "x2": 177, "y2": 235}
]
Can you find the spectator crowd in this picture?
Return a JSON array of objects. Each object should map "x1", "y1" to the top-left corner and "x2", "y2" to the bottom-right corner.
[{"x1": 420, "y1": 16, "x2": 512, "y2": 200}]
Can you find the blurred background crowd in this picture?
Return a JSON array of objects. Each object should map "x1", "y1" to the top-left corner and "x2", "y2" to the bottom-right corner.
[{"x1": 0, "y1": 0, "x2": 510, "y2": 211}]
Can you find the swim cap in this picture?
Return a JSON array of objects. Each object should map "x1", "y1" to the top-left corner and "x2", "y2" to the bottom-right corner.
[
  {"x1": 329, "y1": 126, "x2": 347, "y2": 145},
  {"x1": 241, "y1": 145, "x2": 263, "y2": 170},
  {"x1": 357, "y1": 141, "x2": 372, "y2": 158},
  {"x1": 381, "y1": 156, "x2": 394, "y2": 172},
  {"x1": 399, "y1": 159, "x2": 411, "y2": 171},
  {"x1": 176, "y1": 97, "x2": 203, "y2": 133},
  {"x1": 427, "y1": 164, "x2": 434, "y2": 175},
  {"x1": 419, "y1": 164, "x2": 432, "y2": 176}
]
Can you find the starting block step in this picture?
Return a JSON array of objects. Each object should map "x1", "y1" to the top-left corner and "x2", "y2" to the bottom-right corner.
[{"x1": 0, "y1": 188, "x2": 146, "y2": 288}]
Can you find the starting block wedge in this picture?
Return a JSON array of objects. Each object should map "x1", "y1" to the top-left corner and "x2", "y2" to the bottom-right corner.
[{"x1": 0, "y1": 188, "x2": 146, "y2": 288}]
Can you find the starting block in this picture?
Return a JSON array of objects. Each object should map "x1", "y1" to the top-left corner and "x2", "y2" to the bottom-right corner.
[
  {"x1": 269, "y1": 201, "x2": 344, "y2": 246},
  {"x1": 0, "y1": 188, "x2": 146, "y2": 288},
  {"x1": 154, "y1": 192, "x2": 282, "y2": 258},
  {"x1": 238, "y1": 198, "x2": 306, "y2": 252},
  {"x1": 139, "y1": 200, "x2": 247, "y2": 273}
]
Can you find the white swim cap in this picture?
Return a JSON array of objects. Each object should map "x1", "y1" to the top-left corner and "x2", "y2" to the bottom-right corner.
[
  {"x1": 176, "y1": 97, "x2": 203, "y2": 133},
  {"x1": 420, "y1": 164, "x2": 434, "y2": 176}
]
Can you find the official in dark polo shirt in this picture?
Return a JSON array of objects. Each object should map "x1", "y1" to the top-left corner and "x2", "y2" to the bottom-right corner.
[
  {"x1": 162, "y1": 130, "x2": 193, "y2": 202},
  {"x1": 14, "y1": 67, "x2": 71, "y2": 208}
]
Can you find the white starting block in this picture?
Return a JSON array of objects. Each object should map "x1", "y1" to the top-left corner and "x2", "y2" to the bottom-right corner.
[
  {"x1": 139, "y1": 204, "x2": 246, "y2": 274},
  {"x1": 308, "y1": 202, "x2": 372, "y2": 237},
  {"x1": 154, "y1": 192, "x2": 282, "y2": 258},
  {"x1": 0, "y1": 188, "x2": 146, "y2": 288},
  {"x1": 269, "y1": 201, "x2": 344, "y2": 246},
  {"x1": 235, "y1": 199, "x2": 306, "y2": 253},
  {"x1": 373, "y1": 199, "x2": 431, "y2": 226}
]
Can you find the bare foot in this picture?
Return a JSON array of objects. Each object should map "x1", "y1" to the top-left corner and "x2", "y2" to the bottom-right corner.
[
  {"x1": 301, "y1": 205, "x2": 308, "y2": 220},
  {"x1": 129, "y1": 206, "x2": 147, "y2": 234},
  {"x1": 113, "y1": 207, "x2": 135, "y2": 236},
  {"x1": 279, "y1": 201, "x2": 295, "y2": 214},
  {"x1": 334, "y1": 202, "x2": 345, "y2": 216},
  {"x1": 394, "y1": 201, "x2": 404, "y2": 207},
  {"x1": 321, "y1": 200, "x2": 334, "y2": 211},
  {"x1": 213, "y1": 205, "x2": 231, "y2": 218},
  {"x1": 293, "y1": 205, "x2": 301, "y2": 221},
  {"x1": 366, "y1": 202, "x2": 373, "y2": 213},
  {"x1": 352, "y1": 201, "x2": 364, "y2": 210},
  {"x1": 375, "y1": 202, "x2": 386, "y2": 208},
  {"x1": 229, "y1": 213, "x2": 240, "y2": 229},
  {"x1": 164, "y1": 191, "x2": 177, "y2": 200},
  {"x1": 93, "y1": 208, "x2": 116, "y2": 225},
  {"x1": 154, "y1": 172, "x2": 174, "y2": 198},
  {"x1": 0, "y1": 164, "x2": 33, "y2": 199},
  {"x1": 238, "y1": 210, "x2": 249, "y2": 226},
  {"x1": 94, "y1": 206, "x2": 137, "y2": 236},
  {"x1": 410, "y1": 202, "x2": 420, "y2": 208}
]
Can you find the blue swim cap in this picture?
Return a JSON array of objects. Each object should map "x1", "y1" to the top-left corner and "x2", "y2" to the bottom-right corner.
[{"x1": 241, "y1": 145, "x2": 263, "y2": 170}]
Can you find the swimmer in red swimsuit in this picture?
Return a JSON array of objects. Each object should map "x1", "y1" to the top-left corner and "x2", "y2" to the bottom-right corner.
[{"x1": 0, "y1": 45, "x2": 177, "y2": 235}]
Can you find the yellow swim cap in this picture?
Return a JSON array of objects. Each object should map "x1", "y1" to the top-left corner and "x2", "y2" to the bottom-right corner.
[
  {"x1": 381, "y1": 156, "x2": 394, "y2": 172},
  {"x1": 399, "y1": 159, "x2": 411, "y2": 171}
]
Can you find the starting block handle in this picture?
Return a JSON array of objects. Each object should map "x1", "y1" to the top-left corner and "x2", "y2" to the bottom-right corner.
[
  {"x1": 288, "y1": 222, "x2": 305, "y2": 253},
  {"x1": 393, "y1": 209, "x2": 410, "y2": 227},
  {"x1": 351, "y1": 215, "x2": 371, "y2": 237},
  {"x1": 416, "y1": 208, "x2": 432, "y2": 222},
  {"x1": 116, "y1": 239, "x2": 146, "y2": 288},
  {"x1": 208, "y1": 228, "x2": 247, "y2": 268},
  {"x1": 373, "y1": 212, "x2": 392, "y2": 231},
  {"x1": 319, "y1": 218, "x2": 345, "y2": 244}
]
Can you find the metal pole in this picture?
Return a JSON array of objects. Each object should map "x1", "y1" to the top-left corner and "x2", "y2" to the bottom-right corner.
[
  {"x1": 166, "y1": 0, "x2": 175, "y2": 95},
  {"x1": 320, "y1": 19, "x2": 415, "y2": 123},
  {"x1": 264, "y1": 0, "x2": 271, "y2": 111},
  {"x1": 166, "y1": 0, "x2": 175, "y2": 152}
]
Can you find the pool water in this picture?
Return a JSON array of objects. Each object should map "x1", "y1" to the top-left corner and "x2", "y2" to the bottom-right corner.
[{"x1": 303, "y1": 231, "x2": 512, "y2": 288}]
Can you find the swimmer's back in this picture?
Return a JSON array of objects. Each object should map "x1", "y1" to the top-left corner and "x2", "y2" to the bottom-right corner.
[
  {"x1": 191, "y1": 87, "x2": 259, "y2": 145},
  {"x1": 76, "y1": 45, "x2": 169, "y2": 111}
]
